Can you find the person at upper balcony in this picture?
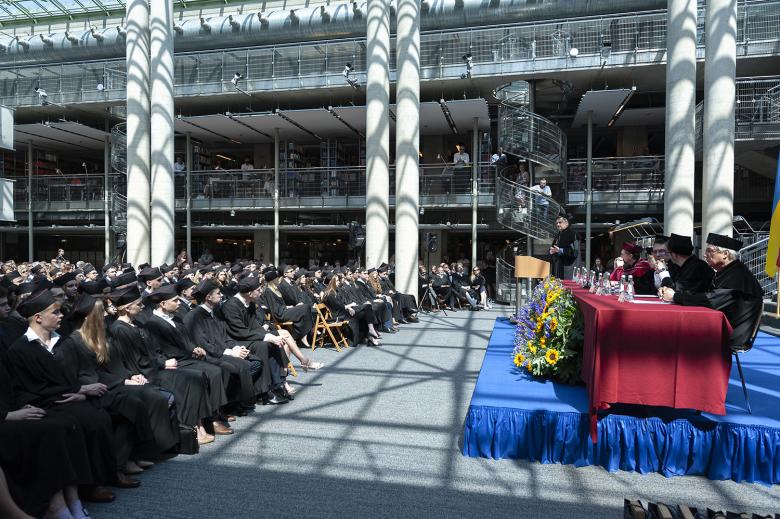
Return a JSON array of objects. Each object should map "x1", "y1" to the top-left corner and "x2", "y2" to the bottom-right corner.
[
  {"x1": 453, "y1": 144, "x2": 470, "y2": 166},
  {"x1": 549, "y1": 214, "x2": 577, "y2": 279},
  {"x1": 174, "y1": 156, "x2": 185, "y2": 175},
  {"x1": 609, "y1": 242, "x2": 655, "y2": 295},
  {"x1": 530, "y1": 178, "x2": 553, "y2": 221},
  {"x1": 663, "y1": 233, "x2": 714, "y2": 294},
  {"x1": 660, "y1": 233, "x2": 762, "y2": 350},
  {"x1": 240, "y1": 157, "x2": 254, "y2": 171}
]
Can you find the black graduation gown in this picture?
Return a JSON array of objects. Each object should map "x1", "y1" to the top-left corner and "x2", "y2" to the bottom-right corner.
[
  {"x1": 110, "y1": 319, "x2": 212, "y2": 428},
  {"x1": 54, "y1": 333, "x2": 165, "y2": 465},
  {"x1": 356, "y1": 279, "x2": 393, "y2": 323},
  {"x1": 219, "y1": 296, "x2": 286, "y2": 392},
  {"x1": 279, "y1": 280, "x2": 301, "y2": 306},
  {"x1": 324, "y1": 291, "x2": 365, "y2": 346},
  {"x1": 669, "y1": 255, "x2": 715, "y2": 294},
  {"x1": 5, "y1": 334, "x2": 117, "y2": 486},
  {"x1": 0, "y1": 312, "x2": 27, "y2": 353},
  {"x1": 550, "y1": 226, "x2": 577, "y2": 279},
  {"x1": 144, "y1": 314, "x2": 228, "y2": 416},
  {"x1": 263, "y1": 287, "x2": 314, "y2": 340},
  {"x1": 381, "y1": 276, "x2": 417, "y2": 316},
  {"x1": 183, "y1": 306, "x2": 260, "y2": 408},
  {"x1": 673, "y1": 260, "x2": 763, "y2": 350},
  {"x1": 339, "y1": 283, "x2": 381, "y2": 325},
  {"x1": 0, "y1": 361, "x2": 92, "y2": 517}
]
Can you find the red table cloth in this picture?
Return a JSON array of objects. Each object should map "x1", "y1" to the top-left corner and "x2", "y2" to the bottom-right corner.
[{"x1": 563, "y1": 282, "x2": 733, "y2": 440}]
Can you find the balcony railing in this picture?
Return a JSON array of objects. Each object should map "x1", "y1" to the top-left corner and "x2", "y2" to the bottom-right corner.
[
  {"x1": 12, "y1": 164, "x2": 497, "y2": 212},
  {"x1": 566, "y1": 156, "x2": 665, "y2": 206},
  {"x1": 2, "y1": 1, "x2": 779, "y2": 107}
]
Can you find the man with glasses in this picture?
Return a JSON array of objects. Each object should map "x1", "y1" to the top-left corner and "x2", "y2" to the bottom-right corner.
[
  {"x1": 650, "y1": 235, "x2": 673, "y2": 290},
  {"x1": 660, "y1": 233, "x2": 762, "y2": 350}
]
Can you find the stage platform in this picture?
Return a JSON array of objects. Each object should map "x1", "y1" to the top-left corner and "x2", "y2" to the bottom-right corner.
[{"x1": 461, "y1": 317, "x2": 780, "y2": 485}]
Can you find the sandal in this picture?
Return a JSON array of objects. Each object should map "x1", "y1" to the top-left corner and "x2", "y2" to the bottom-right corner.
[{"x1": 301, "y1": 359, "x2": 325, "y2": 372}]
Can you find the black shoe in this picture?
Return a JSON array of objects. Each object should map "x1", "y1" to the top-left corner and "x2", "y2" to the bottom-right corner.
[
  {"x1": 398, "y1": 319, "x2": 408, "y2": 324},
  {"x1": 381, "y1": 327, "x2": 397, "y2": 334},
  {"x1": 277, "y1": 387, "x2": 294, "y2": 401},
  {"x1": 406, "y1": 315, "x2": 419, "y2": 323},
  {"x1": 260, "y1": 391, "x2": 289, "y2": 405}
]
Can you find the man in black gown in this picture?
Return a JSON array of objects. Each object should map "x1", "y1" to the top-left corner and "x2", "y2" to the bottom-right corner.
[
  {"x1": 660, "y1": 233, "x2": 763, "y2": 350},
  {"x1": 664, "y1": 233, "x2": 714, "y2": 294},
  {"x1": 549, "y1": 214, "x2": 577, "y2": 279}
]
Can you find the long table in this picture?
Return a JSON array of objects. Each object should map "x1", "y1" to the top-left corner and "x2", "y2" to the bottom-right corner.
[{"x1": 564, "y1": 282, "x2": 733, "y2": 440}]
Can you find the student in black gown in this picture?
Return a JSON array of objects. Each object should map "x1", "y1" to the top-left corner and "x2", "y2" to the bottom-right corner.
[
  {"x1": 183, "y1": 279, "x2": 259, "y2": 414},
  {"x1": 377, "y1": 265, "x2": 418, "y2": 321},
  {"x1": 54, "y1": 295, "x2": 172, "y2": 477},
  {"x1": 263, "y1": 270, "x2": 314, "y2": 348},
  {"x1": 0, "y1": 360, "x2": 94, "y2": 519},
  {"x1": 219, "y1": 276, "x2": 291, "y2": 404},
  {"x1": 660, "y1": 233, "x2": 764, "y2": 350},
  {"x1": 108, "y1": 286, "x2": 216, "y2": 445},
  {"x1": 323, "y1": 274, "x2": 381, "y2": 347},
  {"x1": 5, "y1": 290, "x2": 129, "y2": 501},
  {"x1": 142, "y1": 284, "x2": 232, "y2": 440},
  {"x1": 340, "y1": 271, "x2": 388, "y2": 332}
]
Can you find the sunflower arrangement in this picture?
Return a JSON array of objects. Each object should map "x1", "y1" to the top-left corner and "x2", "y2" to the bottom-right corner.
[{"x1": 512, "y1": 277, "x2": 584, "y2": 384}]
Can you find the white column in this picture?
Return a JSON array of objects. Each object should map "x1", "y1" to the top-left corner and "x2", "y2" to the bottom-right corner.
[
  {"x1": 185, "y1": 132, "x2": 192, "y2": 261},
  {"x1": 273, "y1": 128, "x2": 280, "y2": 266},
  {"x1": 150, "y1": 0, "x2": 175, "y2": 265},
  {"x1": 27, "y1": 141, "x2": 33, "y2": 262},
  {"x1": 471, "y1": 117, "x2": 478, "y2": 270},
  {"x1": 125, "y1": 0, "x2": 151, "y2": 266},
  {"x1": 702, "y1": 0, "x2": 737, "y2": 241},
  {"x1": 104, "y1": 134, "x2": 111, "y2": 264},
  {"x1": 395, "y1": 0, "x2": 420, "y2": 295},
  {"x1": 366, "y1": 0, "x2": 390, "y2": 268},
  {"x1": 663, "y1": 0, "x2": 697, "y2": 237}
]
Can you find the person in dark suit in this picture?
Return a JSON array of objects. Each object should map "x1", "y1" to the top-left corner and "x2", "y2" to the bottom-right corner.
[
  {"x1": 664, "y1": 233, "x2": 715, "y2": 294},
  {"x1": 549, "y1": 214, "x2": 577, "y2": 279}
]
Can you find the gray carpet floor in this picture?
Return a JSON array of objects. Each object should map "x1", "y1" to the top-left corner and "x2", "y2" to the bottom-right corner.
[{"x1": 91, "y1": 307, "x2": 780, "y2": 518}]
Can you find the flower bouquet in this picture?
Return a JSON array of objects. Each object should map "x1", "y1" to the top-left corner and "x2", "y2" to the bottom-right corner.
[{"x1": 512, "y1": 278, "x2": 584, "y2": 384}]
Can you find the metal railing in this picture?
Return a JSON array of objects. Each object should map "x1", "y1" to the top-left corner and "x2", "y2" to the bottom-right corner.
[
  {"x1": 13, "y1": 173, "x2": 107, "y2": 209},
  {"x1": 495, "y1": 174, "x2": 563, "y2": 240},
  {"x1": 566, "y1": 156, "x2": 665, "y2": 206},
  {"x1": 2, "y1": 1, "x2": 779, "y2": 107},
  {"x1": 740, "y1": 237, "x2": 776, "y2": 298},
  {"x1": 495, "y1": 240, "x2": 529, "y2": 304}
]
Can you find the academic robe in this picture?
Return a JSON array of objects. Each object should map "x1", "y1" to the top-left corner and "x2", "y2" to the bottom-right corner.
[
  {"x1": 183, "y1": 305, "x2": 260, "y2": 409},
  {"x1": 219, "y1": 296, "x2": 286, "y2": 393},
  {"x1": 355, "y1": 279, "x2": 393, "y2": 325},
  {"x1": 324, "y1": 290, "x2": 366, "y2": 346},
  {"x1": 263, "y1": 287, "x2": 314, "y2": 340},
  {"x1": 0, "y1": 312, "x2": 27, "y2": 353},
  {"x1": 5, "y1": 334, "x2": 117, "y2": 486},
  {"x1": 110, "y1": 319, "x2": 212, "y2": 428},
  {"x1": 0, "y1": 361, "x2": 93, "y2": 517},
  {"x1": 54, "y1": 333, "x2": 170, "y2": 465},
  {"x1": 339, "y1": 283, "x2": 382, "y2": 326},
  {"x1": 380, "y1": 276, "x2": 417, "y2": 316},
  {"x1": 668, "y1": 255, "x2": 715, "y2": 294},
  {"x1": 673, "y1": 260, "x2": 763, "y2": 350},
  {"x1": 550, "y1": 226, "x2": 577, "y2": 279},
  {"x1": 144, "y1": 314, "x2": 228, "y2": 416},
  {"x1": 610, "y1": 259, "x2": 655, "y2": 295},
  {"x1": 279, "y1": 280, "x2": 301, "y2": 306}
]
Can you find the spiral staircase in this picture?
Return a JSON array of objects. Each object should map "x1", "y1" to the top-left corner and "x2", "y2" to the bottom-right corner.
[
  {"x1": 493, "y1": 80, "x2": 568, "y2": 303},
  {"x1": 109, "y1": 123, "x2": 128, "y2": 262}
]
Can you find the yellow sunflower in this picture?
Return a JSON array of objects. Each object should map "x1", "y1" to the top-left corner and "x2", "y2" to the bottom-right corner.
[
  {"x1": 528, "y1": 343, "x2": 537, "y2": 354},
  {"x1": 513, "y1": 353, "x2": 525, "y2": 367},
  {"x1": 545, "y1": 349, "x2": 560, "y2": 365}
]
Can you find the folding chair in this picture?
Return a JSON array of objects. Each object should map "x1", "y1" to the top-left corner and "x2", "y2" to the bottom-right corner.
[
  {"x1": 312, "y1": 303, "x2": 350, "y2": 352},
  {"x1": 733, "y1": 310, "x2": 763, "y2": 415}
]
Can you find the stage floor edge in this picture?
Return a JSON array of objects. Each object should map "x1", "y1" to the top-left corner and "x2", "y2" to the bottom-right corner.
[{"x1": 461, "y1": 317, "x2": 780, "y2": 486}]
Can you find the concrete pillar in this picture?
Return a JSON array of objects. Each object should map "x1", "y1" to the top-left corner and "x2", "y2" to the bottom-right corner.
[
  {"x1": 394, "y1": 0, "x2": 420, "y2": 295},
  {"x1": 701, "y1": 0, "x2": 737, "y2": 241},
  {"x1": 366, "y1": 0, "x2": 390, "y2": 268},
  {"x1": 253, "y1": 229, "x2": 273, "y2": 263},
  {"x1": 273, "y1": 128, "x2": 280, "y2": 266},
  {"x1": 663, "y1": 0, "x2": 697, "y2": 237},
  {"x1": 150, "y1": 0, "x2": 175, "y2": 266},
  {"x1": 26, "y1": 141, "x2": 33, "y2": 262},
  {"x1": 185, "y1": 132, "x2": 192, "y2": 262},
  {"x1": 104, "y1": 134, "x2": 111, "y2": 264},
  {"x1": 125, "y1": 0, "x2": 151, "y2": 266}
]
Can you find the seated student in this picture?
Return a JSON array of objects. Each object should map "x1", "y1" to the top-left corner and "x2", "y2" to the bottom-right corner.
[
  {"x1": 0, "y1": 361, "x2": 94, "y2": 519},
  {"x1": 355, "y1": 269, "x2": 395, "y2": 331},
  {"x1": 609, "y1": 242, "x2": 655, "y2": 295},
  {"x1": 5, "y1": 290, "x2": 125, "y2": 501},
  {"x1": 220, "y1": 275, "x2": 291, "y2": 404},
  {"x1": 108, "y1": 286, "x2": 216, "y2": 445},
  {"x1": 174, "y1": 278, "x2": 196, "y2": 321},
  {"x1": 367, "y1": 268, "x2": 404, "y2": 323},
  {"x1": 278, "y1": 265, "x2": 302, "y2": 306},
  {"x1": 664, "y1": 233, "x2": 714, "y2": 294},
  {"x1": 377, "y1": 264, "x2": 418, "y2": 322},
  {"x1": 183, "y1": 280, "x2": 259, "y2": 415},
  {"x1": 142, "y1": 285, "x2": 233, "y2": 439},
  {"x1": 55, "y1": 295, "x2": 178, "y2": 474},
  {"x1": 263, "y1": 270, "x2": 315, "y2": 347},
  {"x1": 340, "y1": 270, "x2": 390, "y2": 333},
  {"x1": 323, "y1": 274, "x2": 381, "y2": 347},
  {"x1": 660, "y1": 233, "x2": 763, "y2": 350}
]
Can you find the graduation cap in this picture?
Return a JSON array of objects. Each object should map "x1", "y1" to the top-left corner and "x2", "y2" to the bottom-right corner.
[
  {"x1": 367, "y1": 267, "x2": 377, "y2": 274},
  {"x1": 653, "y1": 234, "x2": 670, "y2": 244},
  {"x1": 82, "y1": 263, "x2": 96, "y2": 274},
  {"x1": 378, "y1": 265, "x2": 388, "y2": 273},
  {"x1": 17, "y1": 289, "x2": 56, "y2": 318},
  {"x1": 230, "y1": 264, "x2": 243, "y2": 274},
  {"x1": 239, "y1": 276, "x2": 262, "y2": 292},
  {"x1": 138, "y1": 267, "x2": 162, "y2": 283},
  {"x1": 706, "y1": 233, "x2": 744, "y2": 251},
  {"x1": 53, "y1": 271, "x2": 78, "y2": 286},
  {"x1": 293, "y1": 269, "x2": 306, "y2": 280},
  {"x1": 176, "y1": 277, "x2": 196, "y2": 295},
  {"x1": 79, "y1": 277, "x2": 110, "y2": 295},
  {"x1": 144, "y1": 284, "x2": 178, "y2": 306},
  {"x1": 112, "y1": 271, "x2": 137, "y2": 288},
  {"x1": 192, "y1": 279, "x2": 218, "y2": 301},
  {"x1": 160, "y1": 264, "x2": 173, "y2": 274},
  {"x1": 109, "y1": 286, "x2": 142, "y2": 307},
  {"x1": 667, "y1": 233, "x2": 694, "y2": 255},
  {"x1": 71, "y1": 294, "x2": 99, "y2": 319},
  {"x1": 138, "y1": 263, "x2": 151, "y2": 271}
]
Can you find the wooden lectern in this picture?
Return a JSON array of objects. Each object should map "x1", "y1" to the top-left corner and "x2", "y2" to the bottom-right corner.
[{"x1": 514, "y1": 256, "x2": 550, "y2": 314}]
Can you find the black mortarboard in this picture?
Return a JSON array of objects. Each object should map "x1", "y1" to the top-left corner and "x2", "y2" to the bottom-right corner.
[
  {"x1": 706, "y1": 233, "x2": 744, "y2": 251},
  {"x1": 667, "y1": 233, "x2": 694, "y2": 256},
  {"x1": 53, "y1": 271, "x2": 78, "y2": 286},
  {"x1": 293, "y1": 269, "x2": 305, "y2": 280},
  {"x1": 238, "y1": 276, "x2": 261, "y2": 292},
  {"x1": 79, "y1": 277, "x2": 110, "y2": 295},
  {"x1": 72, "y1": 295, "x2": 98, "y2": 319},
  {"x1": 230, "y1": 264, "x2": 243, "y2": 274},
  {"x1": 192, "y1": 279, "x2": 217, "y2": 301},
  {"x1": 367, "y1": 267, "x2": 377, "y2": 274},
  {"x1": 176, "y1": 278, "x2": 196, "y2": 295},
  {"x1": 138, "y1": 267, "x2": 162, "y2": 282},
  {"x1": 138, "y1": 263, "x2": 151, "y2": 271},
  {"x1": 113, "y1": 271, "x2": 137, "y2": 288},
  {"x1": 17, "y1": 289, "x2": 56, "y2": 318},
  {"x1": 144, "y1": 284, "x2": 178, "y2": 305},
  {"x1": 160, "y1": 264, "x2": 173, "y2": 274},
  {"x1": 378, "y1": 265, "x2": 388, "y2": 273},
  {"x1": 110, "y1": 286, "x2": 141, "y2": 307}
]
